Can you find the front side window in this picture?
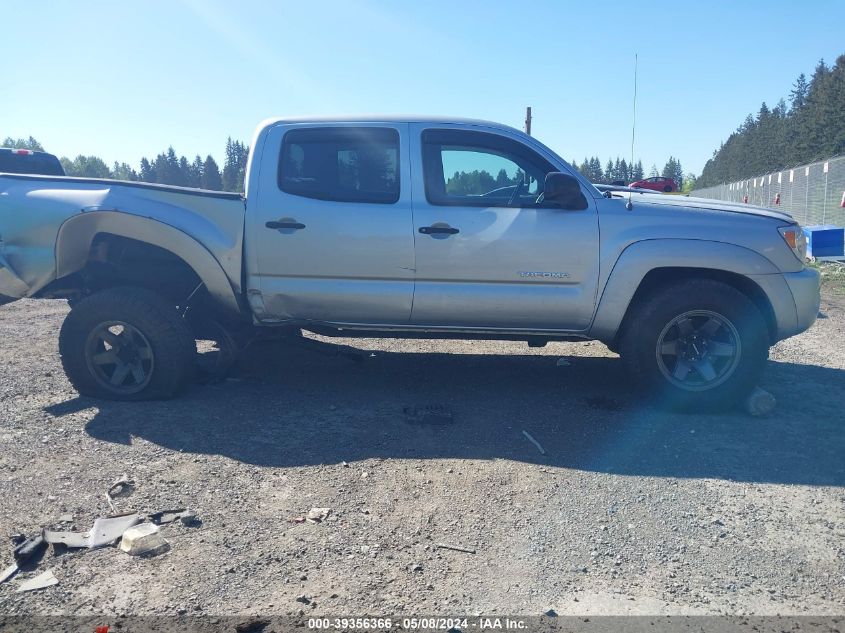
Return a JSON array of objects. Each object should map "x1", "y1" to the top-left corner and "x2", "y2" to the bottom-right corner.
[
  {"x1": 422, "y1": 129, "x2": 558, "y2": 207},
  {"x1": 279, "y1": 127, "x2": 399, "y2": 204}
]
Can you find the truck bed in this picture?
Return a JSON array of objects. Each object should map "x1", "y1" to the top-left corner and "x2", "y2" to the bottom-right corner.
[{"x1": 0, "y1": 173, "x2": 246, "y2": 302}]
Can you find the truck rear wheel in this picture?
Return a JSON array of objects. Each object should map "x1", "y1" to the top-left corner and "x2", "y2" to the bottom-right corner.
[
  {"x1": 619, "y1": 279, "x2": 769, "y2": 411},
  {"x1": 59, "y1": 287, "x2": 196, "y2": 400}
]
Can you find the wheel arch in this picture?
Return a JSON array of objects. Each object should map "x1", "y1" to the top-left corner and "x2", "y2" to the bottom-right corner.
[
  {"x1": 612, "y1": 267, "x2": 778, "y2": 350},
  {"x1": 51, "y1": 211, "x2": 243, "y2": 319},
  {"x1": 591, "y1": 239, "x2": 783, "y2": 347}
]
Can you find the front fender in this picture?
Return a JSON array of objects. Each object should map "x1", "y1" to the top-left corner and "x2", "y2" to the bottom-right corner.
[
  {"x1": 589, "y1": 239, "x2": 789, "y2": 342},
  {"x1": 56, "y1": 211, "x2": 242, "y2": 318}
]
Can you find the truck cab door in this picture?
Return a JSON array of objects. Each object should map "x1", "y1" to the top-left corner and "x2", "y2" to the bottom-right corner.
[
  {"x1": 246, "y1": 123, "x2": 415, "y2": 325},
  {"x1": 409, "y1": 124, "x2": 600, "y2": 331}
]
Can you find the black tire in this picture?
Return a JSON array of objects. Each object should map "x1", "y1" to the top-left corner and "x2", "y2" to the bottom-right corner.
[
  {"x1": 59, "y1": 287, "x2": 196, "y2": 400},
  {"x1": 619, "y1": 279, "x2": 769, "y2": 411},
  {"x1": 663, "y1": 185, "x2": 673, "y2": 192}
]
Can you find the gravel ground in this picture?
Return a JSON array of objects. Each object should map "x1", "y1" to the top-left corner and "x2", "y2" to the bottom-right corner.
[{"x1": 0, "y1": 284, "x2": 843, "y2": 618}]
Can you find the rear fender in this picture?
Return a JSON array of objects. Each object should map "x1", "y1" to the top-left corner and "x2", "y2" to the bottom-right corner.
[{"x1": 56, "y1": 211, "x2": 242, "y2": 318}]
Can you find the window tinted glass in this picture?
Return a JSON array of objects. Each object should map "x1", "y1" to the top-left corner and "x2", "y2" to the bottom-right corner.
[
  {"x1": 0, "y1": 151, "x2": 64, "y2": 176},
  {"x1": 441, "y1": 148, "x2": 539, "y2": 198},
  {"x1": 278, "y1": 127, "x2": 399, "y2": 204},
  {"x1": 421, "y1": 129, "x2": 557, "y2": 207}
]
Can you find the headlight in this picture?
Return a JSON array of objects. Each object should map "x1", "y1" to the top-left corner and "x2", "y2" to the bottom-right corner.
[{"x1": 779, "y1": 224, "x2": 807, "y2": 262}]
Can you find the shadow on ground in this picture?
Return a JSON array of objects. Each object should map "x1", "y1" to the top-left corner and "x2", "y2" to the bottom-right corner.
[{"x1": 45, "y1": 338, "x2": 845, "y2": 486}]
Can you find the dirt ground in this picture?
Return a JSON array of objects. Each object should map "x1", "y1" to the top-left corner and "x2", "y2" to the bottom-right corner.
[{"x1": 0, "y1": 283, "x2": 843, "y2": 619}]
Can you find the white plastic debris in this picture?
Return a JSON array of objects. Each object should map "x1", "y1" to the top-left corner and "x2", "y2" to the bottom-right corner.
[
  {"x1": 17, "y1": 569, "x2": 58, "y2": 592},
  {"x1": 119, "y1": 523, "x2": 170, "y2": 557},
  {"x1": 306, "y1": 508, "x2": 331, "y2": 524},
  {"x1": 522, "y1": 429, "x2": 547, "y2": 455},
  {"x1": 44, "y1": 513, "x2": 142, "y2": 549}
]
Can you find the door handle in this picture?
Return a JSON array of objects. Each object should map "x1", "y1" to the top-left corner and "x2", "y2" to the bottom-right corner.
[
  {"x1": 419, "y1": 225, "x2": 459, "y2": 235},
  {"x1": 265, "y1": 220, "x2": 306, "y2": 230}
]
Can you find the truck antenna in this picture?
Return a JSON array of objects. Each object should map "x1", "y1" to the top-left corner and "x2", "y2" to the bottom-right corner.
[{"x1": 627, "y1": 54, "x2": 638, "y2": 211}]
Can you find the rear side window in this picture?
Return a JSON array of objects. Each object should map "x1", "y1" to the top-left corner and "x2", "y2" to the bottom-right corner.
[{"x1": 278, "y1": 127, "x2": 400, "y2": 204}]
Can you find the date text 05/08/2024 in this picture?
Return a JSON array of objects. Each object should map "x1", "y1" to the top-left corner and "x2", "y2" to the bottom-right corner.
[{"x1": 307, "y1": 617, "x2": 530, "y2": 630}]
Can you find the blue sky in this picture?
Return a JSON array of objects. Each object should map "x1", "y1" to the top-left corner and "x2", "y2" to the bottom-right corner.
[{"x1": 3, "y1": 0, "x2": 843, "y2": 177}]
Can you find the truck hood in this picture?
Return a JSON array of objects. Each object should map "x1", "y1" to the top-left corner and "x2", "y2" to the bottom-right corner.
[{"x1": 607, "y1": 190, "x2": 796, "y2": 224}]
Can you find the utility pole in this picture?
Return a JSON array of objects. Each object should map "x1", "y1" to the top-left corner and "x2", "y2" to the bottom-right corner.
[{"x1": 524, "y1": 106, "x2": 532, "y2": 136}]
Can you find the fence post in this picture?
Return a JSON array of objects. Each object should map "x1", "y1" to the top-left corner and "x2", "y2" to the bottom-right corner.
[
  {"x1": 822, "y1": 162, "x2": 829, "y2": 224},
  {"x1": 805, "y1": 168, "x2": 810, "y2": 224},
  {"x1": 789, "y1": 169, "x2": 794, "y2": 212}
]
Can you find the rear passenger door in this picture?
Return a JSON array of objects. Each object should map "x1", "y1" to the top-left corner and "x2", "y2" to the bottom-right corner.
[{"x1": 248, "y1": 123, "x2": 415, "y2": 324}]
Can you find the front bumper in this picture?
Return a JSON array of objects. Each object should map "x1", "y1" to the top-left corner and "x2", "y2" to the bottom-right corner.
[{"x1": 783, "y1": 267, "x2": 821, "y2": 337}]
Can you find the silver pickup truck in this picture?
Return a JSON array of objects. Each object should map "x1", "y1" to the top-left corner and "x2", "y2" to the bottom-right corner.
[{"x1": 0, "y1": 116, "x2": 820, "y2": 409}]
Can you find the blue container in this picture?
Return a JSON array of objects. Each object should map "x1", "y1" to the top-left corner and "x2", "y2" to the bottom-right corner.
[{"x1": 803, "y1": 225, "x2": 844, "y2": 258}]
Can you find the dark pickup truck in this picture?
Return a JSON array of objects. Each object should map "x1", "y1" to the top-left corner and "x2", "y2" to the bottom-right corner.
[{"x1": 0, "y1": 148, "x2": 65, "y2": 176}]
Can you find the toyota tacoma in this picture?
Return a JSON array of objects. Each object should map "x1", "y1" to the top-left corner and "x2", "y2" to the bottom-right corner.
[{"x1": 0, "y1": 117, "x2": 820, "y2": 409}]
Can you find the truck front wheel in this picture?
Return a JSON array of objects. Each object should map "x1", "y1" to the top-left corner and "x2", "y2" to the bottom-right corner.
[
  {"x1": 59, "y1": 287, "x2": 196, "y2": 400},
  {"x1": 619, "y1": 279, "x2": 769, "y2": 411}
]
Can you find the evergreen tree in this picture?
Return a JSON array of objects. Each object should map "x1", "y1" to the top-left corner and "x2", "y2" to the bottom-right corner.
[
  {"x1": 789, "y1": 73, "x2": 809, "y2": 111},
  {"x1": 152, "y1": 152, "x2": 168, "y2": 184},
  {"x1": 61, "y1": 155, "x2": 112, "y2": 178},
  {"x1": 662, "y1": 156, "x2": 683, "y2": 189},
  {"x1": 222, "y1": 137, "x2": 249, "y2": 192},
  {"x1": 201, "y1": 155, "x2": 223, "y2": 190},
  {"x1": 2, "y1": 136, "x2": 44, "y2": 151},
  {"x1": 112, "y1": 162, "x2": 138, "y2": 181},
  {"x1": 165, "y1": 147, "x2": 184, "y2": 186},
  {"x1": 590, "y1": 157, "x2": 603, "y2": 182},
  {"x1": 578, "y1": 158, "x2": 590, "y2": 178},
  {"x1": 827, "y1": 55, "x2": 845, "y2": 155},
  {"x1": 604, "y1": 159, "x2": 613, "y2": 184},
  {"x1": 445, "y1": 169, "x2": 503, "y2": 195},
  {"x1": 698, "y1": 55, "x2": 845, "y2": 187},
  {"x1": 139, "y1": 157, "x2": 155, "y2": 182},
  {"x1": 189, "y1": 155, "x2": 203, "y2": 188},
  {"x1": 178, "y1": 156, "x2": 191, "y2": 187},
  {"x1": 633, "y1": 160, "x2": 644, "y2": 181}
]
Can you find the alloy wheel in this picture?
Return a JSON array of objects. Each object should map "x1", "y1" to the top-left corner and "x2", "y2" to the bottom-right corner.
[
  {"x1": 84, "y1": 321, "x2": 155, "y2": 394},
  {"x1": 655, "y1": 310, "x2": 741, "y2": 392}
]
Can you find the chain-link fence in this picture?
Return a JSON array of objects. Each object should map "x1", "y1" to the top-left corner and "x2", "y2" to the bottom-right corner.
[{"x1": 691, "y1": 155, "x2": 845, "y2": 227}]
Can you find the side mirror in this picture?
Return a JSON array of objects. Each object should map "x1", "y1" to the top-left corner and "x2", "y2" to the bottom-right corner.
[{"x1": 543, "y1": 172, "x2": 588, "y2": 210}]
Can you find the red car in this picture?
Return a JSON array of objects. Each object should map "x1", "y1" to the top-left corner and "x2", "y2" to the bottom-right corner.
[{"x1": 629, "y1": 176, "x2": 677, "y2": 192}]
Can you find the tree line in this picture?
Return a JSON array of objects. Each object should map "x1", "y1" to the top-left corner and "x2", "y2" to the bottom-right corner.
[
  {"x1": 446, "y1": 168, "x2": 525, "y2": 195},
  {"x1": 1, "y1": 136, "x2": 249, "y2": 193},
  {"x1": 4, "y1": 134, "x2": 690, "y2": 193},
  {"x1": 570, "y1": 156, "x2": 687, "y2": 190},
  {"x1": 697, "y1": 53, "x2": 845, "y2": 188}
]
